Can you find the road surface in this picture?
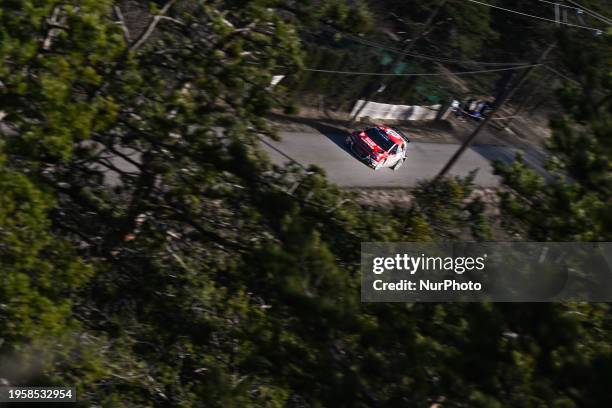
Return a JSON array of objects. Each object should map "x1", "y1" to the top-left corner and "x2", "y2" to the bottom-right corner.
[
  {"x1": 262, "y1": 130, "x2": 546, "y2": 188},
  {"x1": 2, "y1": 121, "x2": 545, "y2": 188}
]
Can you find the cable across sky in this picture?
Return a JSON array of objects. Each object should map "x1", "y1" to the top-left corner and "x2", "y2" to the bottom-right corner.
[
  {"x1": 463, "y1": 0, "x2": 605, "y2": 32},
  {"x1": 532, "y1": 0, "x2": 587, "y2": 11},
  {"x1": 325, "y1": 27, "x2": 529, "y2": 67},
  {"x1": 565, "y1": 0, "x2": 612, "y2": 24},
  {"x1": 533, "y1": 0, "x2": 612, "y2": 25},
  {"x1": 302, "y1": 64, "x2": 541, "y2": 76}
]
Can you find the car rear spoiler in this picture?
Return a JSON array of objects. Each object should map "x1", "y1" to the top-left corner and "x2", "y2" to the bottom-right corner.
[{"x1": 391, "y1": 127, "x2": 411, "y2": 143}]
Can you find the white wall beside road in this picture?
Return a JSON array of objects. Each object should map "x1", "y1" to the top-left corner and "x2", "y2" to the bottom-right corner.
[{"x1": 350, "y1": 100, "x2": 442, "y2": 122}]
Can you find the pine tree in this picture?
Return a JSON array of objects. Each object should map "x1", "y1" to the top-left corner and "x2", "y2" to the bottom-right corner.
[
  {"x1": 1, "y1": 1, "x2": 611, "y2": 406},
  {"x1": 494, "y1": 29, "x2": 611, "y2": 241}
]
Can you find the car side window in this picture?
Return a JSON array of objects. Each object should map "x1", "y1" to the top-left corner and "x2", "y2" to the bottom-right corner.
[{"x1": 390, "y1": 144, "x2": 398, "y2": 155}]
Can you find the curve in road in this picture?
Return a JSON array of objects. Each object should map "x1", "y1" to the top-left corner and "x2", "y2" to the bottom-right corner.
[{"x1": 262, "y1": 130, "x2": 545, "y2": 188}]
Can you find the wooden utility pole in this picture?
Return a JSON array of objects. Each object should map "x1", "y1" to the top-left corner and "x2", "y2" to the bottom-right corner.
[
  {"x1": 434, "y1": 43, "x2": 556, "y2": 181},
  {"x1": 349, "y1": 0, "x2": 449, "y2": 124}
]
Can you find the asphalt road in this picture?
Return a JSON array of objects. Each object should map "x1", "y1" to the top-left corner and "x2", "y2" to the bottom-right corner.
[
  {"x1": 262, "y1": 130, "x2": 546, "y2": 188},
  {"x1": 2, "y1": 121, "x2": 545, "y2": 188}
]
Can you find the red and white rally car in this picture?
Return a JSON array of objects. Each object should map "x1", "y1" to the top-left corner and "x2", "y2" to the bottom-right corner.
[{"x1": 346, "y1": 126, "x2": 410, "y2": 170}]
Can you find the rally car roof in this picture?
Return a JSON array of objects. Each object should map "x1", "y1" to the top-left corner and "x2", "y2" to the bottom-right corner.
[{"x1": 375, "y1": 126, "x2": 406, "y2": 145}]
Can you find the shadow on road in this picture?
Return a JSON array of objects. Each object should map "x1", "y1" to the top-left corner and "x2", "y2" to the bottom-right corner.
[
  {"x1": 268, "y1": 113, "x2": 371, "y2": 167},
  {"x1": 471, "y1": 144, "x2": 517, "y2": 165},
  {"x1": 471, "y1": 144, "x2": 552, "y2": 181}
]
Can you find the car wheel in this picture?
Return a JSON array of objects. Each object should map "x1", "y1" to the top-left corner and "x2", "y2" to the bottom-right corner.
[{"x1": 392, "y1": 158, "x2": 405, "y2": 171}]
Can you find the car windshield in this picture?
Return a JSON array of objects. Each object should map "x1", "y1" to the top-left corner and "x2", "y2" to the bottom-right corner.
[{"x1": 365, "y1": 128, "x2": 394, "y2": 151}]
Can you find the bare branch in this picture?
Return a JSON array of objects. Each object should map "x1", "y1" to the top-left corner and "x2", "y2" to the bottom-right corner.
[
  {"x1": 43, "y1": 6, "x2": 64, "y2": 50},
  {"x1": 158, "y1": 15, "x2": 185, "y2": 26},
  {"x1": 113, "y1": 6, "x2": 131, "y2": 43},
  {"x1": 130, "y1": 0, "x2": 179, "y2": 52}
]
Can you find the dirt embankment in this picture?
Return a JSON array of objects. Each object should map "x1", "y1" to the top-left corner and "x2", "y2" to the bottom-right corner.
[{"x1": 349, "y1": 187, "x2": 499, "y2": 211}]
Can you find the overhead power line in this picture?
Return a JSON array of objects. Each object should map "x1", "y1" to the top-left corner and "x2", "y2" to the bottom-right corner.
[
  {"x1": 542, "y1": 64, "x2": 581, "y2": 85},
  {"x1": 565, "y1": 0, "x2": 612, "y2": 24},
  {"x1": 534, "y1": 0, "x2": 612, "y2": 25},
  {"x1": 348, "y1": 0, "x2": 452, "y2": 123},
  {"x1": 435, "y1": 43, "x2": 557, "y2": 180},
  {"x1": 533, "y1": 0, "x2": 582, "y2": 11},
  {"x1": 302, "y1": 64, "x2": 540, "y2": 76},
  {"x1": 327, "y1": 28, "x2": 529, "y2": 66},
  {"x1": 463, "y1": 0, "x2": 605, "y2": 32}
]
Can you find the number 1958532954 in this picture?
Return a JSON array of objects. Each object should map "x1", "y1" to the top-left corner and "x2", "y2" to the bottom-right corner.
[{"x1": 0, "y1": 387, "x2": 76, "y2": 403}]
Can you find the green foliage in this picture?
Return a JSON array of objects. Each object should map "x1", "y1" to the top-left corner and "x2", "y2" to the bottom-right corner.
[
  {"x1": 0, "y1": 1, "x2": 611, "y2": 407},
  {"x1": 0, "y1": 0, "x2": 124, "y2": 161},
  {"x1": 0, "y1": 155, "x2": 90, "y2": 343},
  {"x1": 347, "y1": 1, "x2": 374, "y2": 34},
  {"x1": 0, "y1": 153, "x2": 102, "y2": 400},
  {"x1": 412, "y1": 171, "x2": 492, "y2": 240},
  {"x1": 494, "y1": 30, "x2": 611, "y2": 241},
  {"x1": 488, "y1": 27, "x2": 612, "y2": 407}
]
